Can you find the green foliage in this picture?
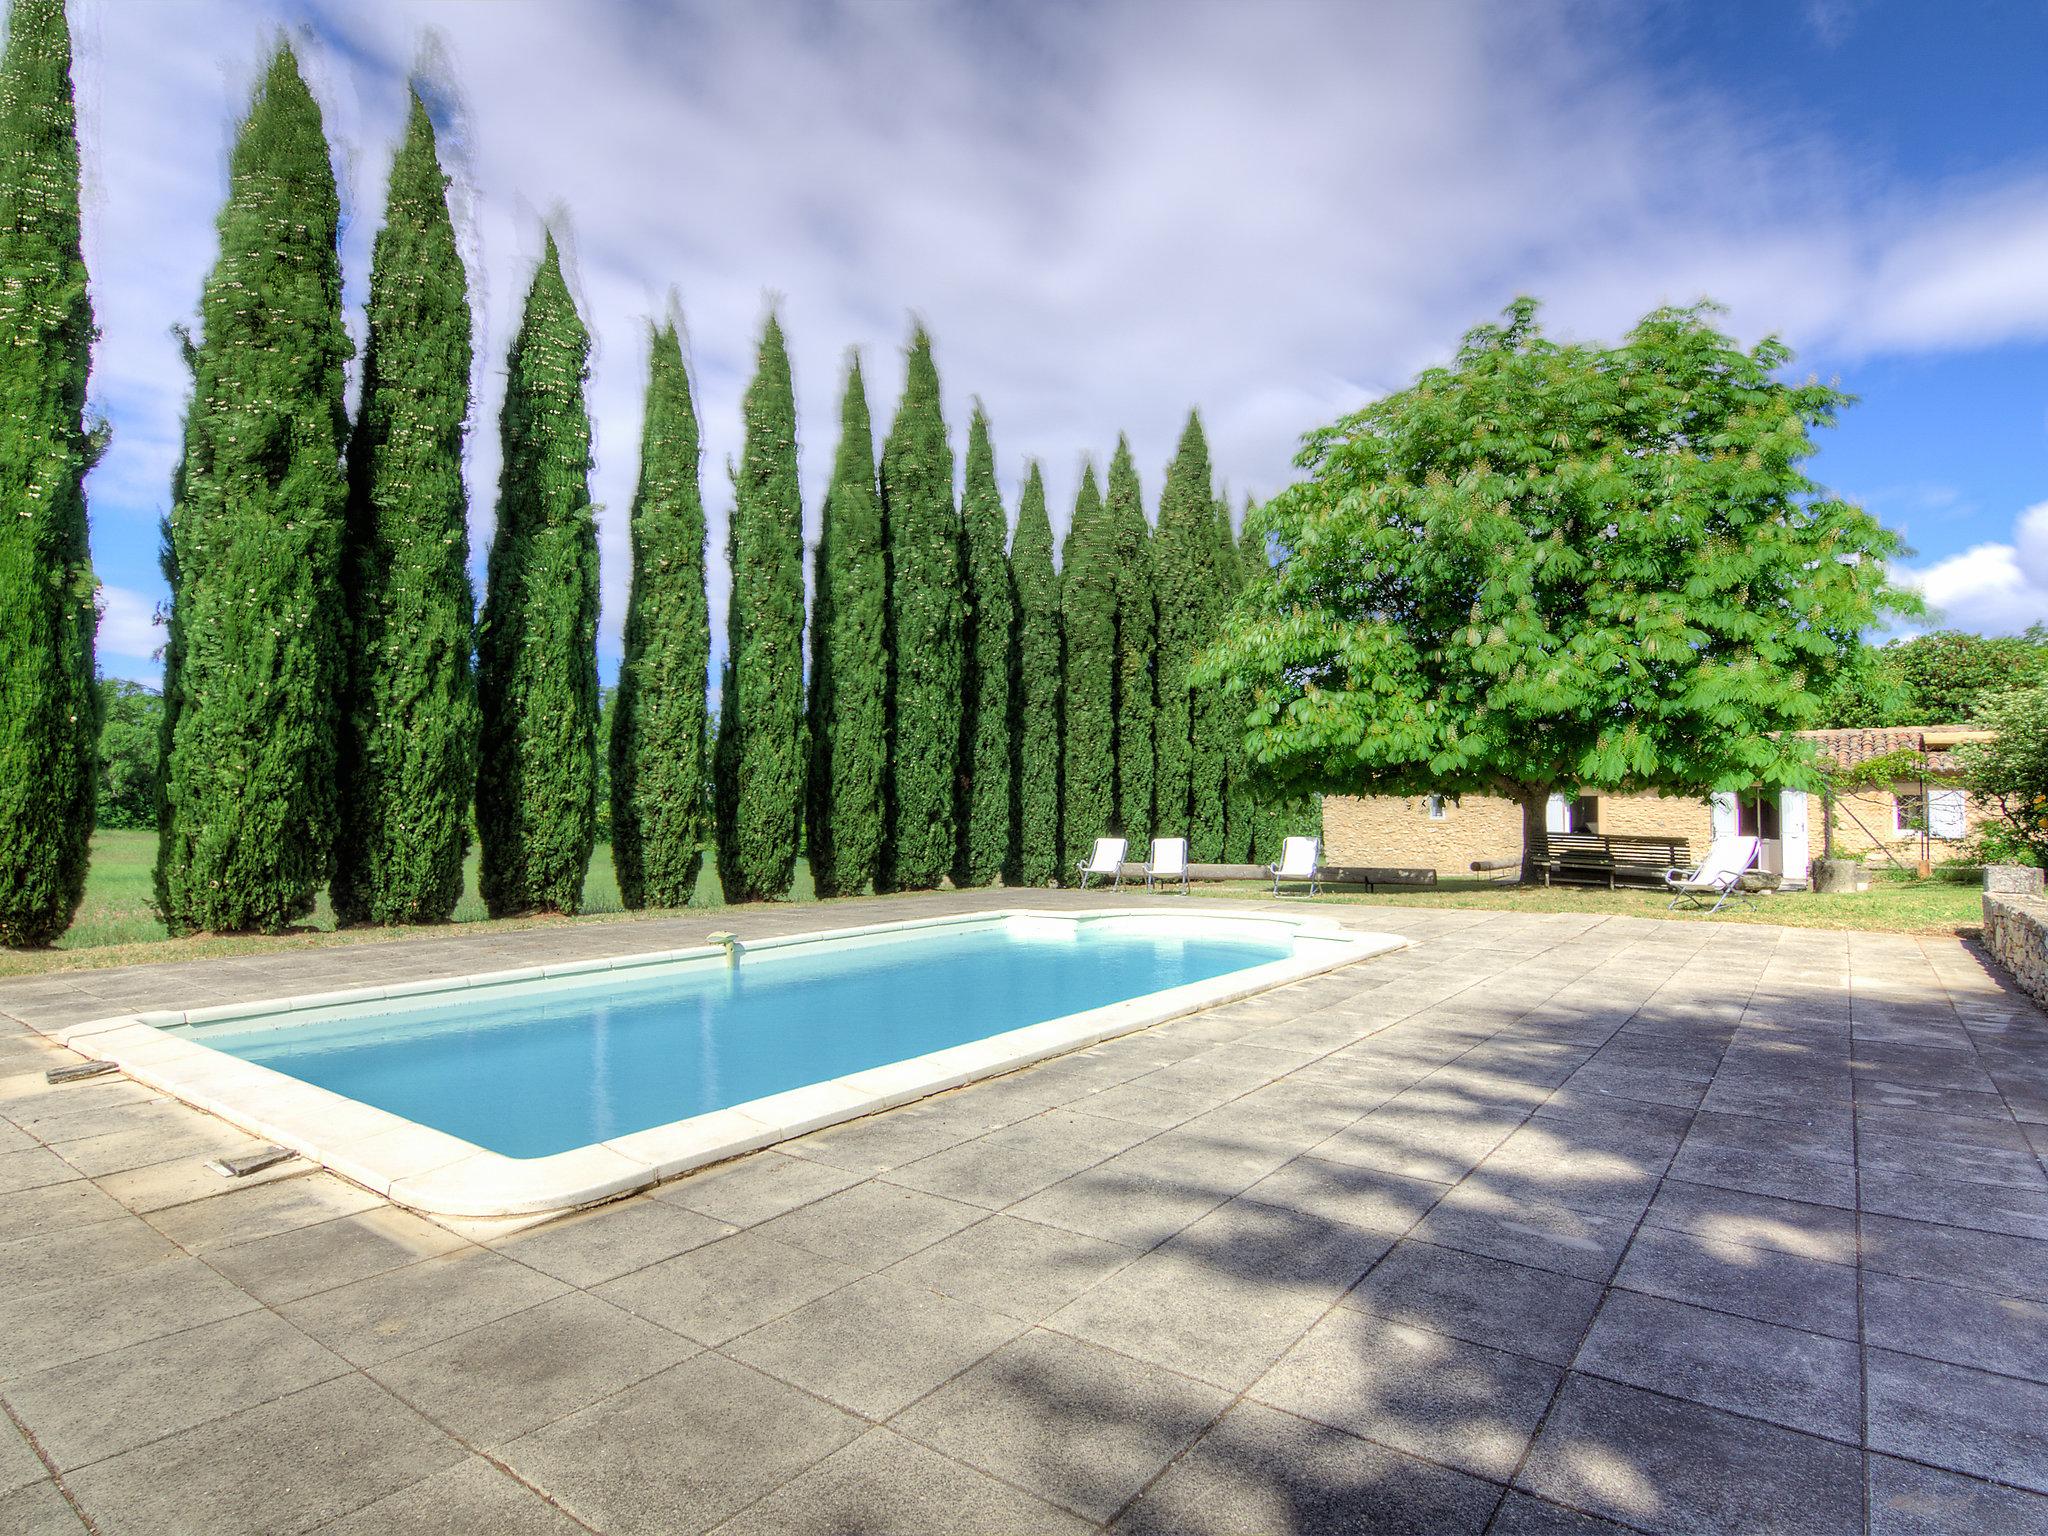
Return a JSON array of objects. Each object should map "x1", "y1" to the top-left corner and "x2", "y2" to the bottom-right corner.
[
  {"x1": 1009, "y1": 463, "x2": 1062, "y2": 885},
  {"x1": 332, "y1": 93, "x2": 475, "y2": 927},
  {"x1": 806, "y1": 355, "x2": 887, "y2": 897},
  {"x1": 957, "y1": 404, "x2": 1013, "y2": 887},
  {"x1": 715, "y1": 312, "x2": 806, "y2": 902},
  {"x1": 1818, "y1": 627, "x2": 2048, "y2": 728},
  {"x1": 1956, "y1": 686, "x2": 2048, "y2": 868},
  {"x1": 1150, "y1": 413, "x2": 1216, "y2": 853},
  {"x1": 880, "y1": 325, "x2": 961, "y2": 890},
  {"x1": 1106, "y1": 436, "x2": 1154, "y2": 846},
  {"x1": 95, "y1": 680, "x2": 160, "y2": 831},
  {"x1": 612, "y1": 321, "x2": 711, "y2": 908},
  {"x1": 1198, "y1": 297, "x2": 1914, "y2": 880},
  {"x1": 1060, "y1": 462, "x2": 1114, "y2": 869},
  {"x1": 0, "y1": 0, "x2": 96, "y2": 946},
  {"x1": 156, "y1": 44, "x2": 351, "y2": 934},
  {"x1": 475, "y1": 235, "x2": 598, "y2": 916}
]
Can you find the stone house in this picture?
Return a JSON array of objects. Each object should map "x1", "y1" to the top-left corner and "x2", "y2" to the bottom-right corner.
[{"x1": 1320, "y1": 725, "x2": 1997, "y2": 887}]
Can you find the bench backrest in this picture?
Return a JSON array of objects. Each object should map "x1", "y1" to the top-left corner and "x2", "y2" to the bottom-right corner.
[{"x1": 1548, "y1": 832, "x2": 1691, "y2": 869}]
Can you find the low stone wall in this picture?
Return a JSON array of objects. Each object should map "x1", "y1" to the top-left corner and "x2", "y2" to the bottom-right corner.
[{"x1": 1982, "y1": 866, "x2": 2048, "y2": 1009}]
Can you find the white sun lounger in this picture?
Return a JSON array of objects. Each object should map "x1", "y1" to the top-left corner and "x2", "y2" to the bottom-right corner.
[
  {"x1": 1075, "y1": 836, "x2": 1128, "y2": 890},
  {"x1": 1268, "y1": 836, "x2": 1321, "y2": 897},
  {"x1": 1145, "y1": 837, "x2": 1189, "y2": 894},
  {"x1": 1665, "y1": 835, "x2": 1760, "y2": 914}
]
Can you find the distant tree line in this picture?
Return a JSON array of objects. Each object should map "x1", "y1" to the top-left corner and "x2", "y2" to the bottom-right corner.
[
  {"x1": 1816, "y1": 627, "x2": 2048, "y2": 729},
  {"x1": 0, "y1": 15, "x2": 1312, "y2": 944}
]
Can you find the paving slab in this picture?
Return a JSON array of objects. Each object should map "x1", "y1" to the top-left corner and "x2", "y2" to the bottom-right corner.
[
  {"x1": 497, "y1": 1353, "x2": 863, "y2": 1536},
  {"x1": 893, "y1": 1328, "x2": 1230, "y2": 1522},
  {"x1": 1113, "y1": 1399, "x2": 1501, "y2": 1536},
  {"x1": 723, "y1": 1271, "x2": 1026, "y2": 1418},
  {"x1": 1250, "y1": 1310, "x2": 1562, "y2": 1481},
  {"x1": 62, "y1": 1374, "x2": 465, "y2": 1536},
  {"x1": 596, "y1": 1228, "x2": 866, "y2": 1346},
  {"x1": 1517, "y1": 1374, "x2": 1864, "y2": 1536},
  {"x1": 369, "y1": 1290, "x2": 695, "y2": 1447},
  {"x1": 1340, "y1": 1237, "x2": 1604, "y2": 1365},
  {"x1": 708, "y1": 1426, "x2": 1091, "y2": 1536},
  {"x1": 1573, "y1": 1289, "x2": 1862, "y2": 1441},
  {"x1": 1865, "y1": 1347, "x2": 2048, "y2": 1493},
  {"x1": 312, "y1": 1455, "x2": 590, "y2": 1535}
]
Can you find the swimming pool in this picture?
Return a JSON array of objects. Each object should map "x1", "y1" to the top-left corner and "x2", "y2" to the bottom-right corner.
[{"x1": 57, "y1": 910, "x2": 1406, "y2": 1216}]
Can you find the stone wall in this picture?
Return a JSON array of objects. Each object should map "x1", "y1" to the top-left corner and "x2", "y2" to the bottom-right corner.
[
  {"x1": 1981, "y1": 866, "x2": 2048, "y2": 1010},
  {"x1": 1322, "y1": 794, "x2": 1521, "y2": 873},
  {"x1": 1821, "y1": 785, "x2": 1995, "y2": 861},
  {"x1": 1322, "y1": 790, "x2": 1709, "y2": 875}
]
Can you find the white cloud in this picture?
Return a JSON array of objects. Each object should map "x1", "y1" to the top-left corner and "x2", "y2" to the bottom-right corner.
[
  {"x1": 95, "y1": 582, "x2": 161, "y2": 659},
  {"x1": 58, "y1": 0, "x2": 2048, "y2": 689},
  {"x1": 1900, "y1": 501, "x2": 2048, "y2": 636}
]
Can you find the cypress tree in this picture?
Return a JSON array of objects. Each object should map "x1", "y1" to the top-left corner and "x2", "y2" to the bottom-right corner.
[
  {"x1": 1107, "y1": 436, "x2": 1154, "y2": 847},
  {"x1": 1151, "y1": 411, "x2": 1217, "y2": 855},
  {"x1": 475, "y1": 235, "x2": 598, "y2": 916},
  {"x1": 1009, "y1": 463, "x2": 1061, "y2": 886},
  {"x1": 612, "y1": 320, "x2": 711, "y2": 909},
  {"x1": 806, "y1": 355, "x2": 886, "y2": 897},
  {"x1": 715, "y1": 312, "x2": 805, "y2": 902},
  {"x1": 880, "y1": 325, "x2": 961, "y2": 890},
  {"x1": 156, "y1": 43, "x2": 350, "y2": 934},
  {"x1": 956, "y1": 404, "x2": 1013, "y2": 887},
  {"x1": 1060, "y1": 462, "x2": 1114, "y2": 869},
  {"x1": 0, "y1": 0, "x2": 96, "y2": 948},
  {"x1": 332, "y1": 91, "x2": 475, "y2": 927},
  {"x1": 1210, "y1": 492, "x2": 1254, "y2": 863}
]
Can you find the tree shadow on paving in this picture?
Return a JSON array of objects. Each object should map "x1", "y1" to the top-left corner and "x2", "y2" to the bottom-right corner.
[{"x1": 870, "y1": 996, "x2": 1898, "y2": 1535}]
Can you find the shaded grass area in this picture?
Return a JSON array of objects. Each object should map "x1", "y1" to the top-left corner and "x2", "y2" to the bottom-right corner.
[
  {"x1": 6, "y1": 830, "x2": 814, "y2": 977},
  {"x1": 6, "y1": 832, "x2": 1982, "y2": 979},
  {"x1": 1190, "y1": 872, "x2": 1984, "y2": 936}
]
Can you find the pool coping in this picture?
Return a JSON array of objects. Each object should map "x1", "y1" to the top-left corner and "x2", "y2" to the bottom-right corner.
[{"x1": 42, "y1": 907, "x2": 1409, "y2": 1218}]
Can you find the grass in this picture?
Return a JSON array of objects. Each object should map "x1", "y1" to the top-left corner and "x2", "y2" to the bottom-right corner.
[
  {"x1": 1188, "y1": 872, "x2": 1985, "y2": 935},
  {"x1": 3, "y1": 830, "x2": 1984, "y2": 979},
  {"x1": 7, "y1": 830, "x2": 814, "y2": 979}
]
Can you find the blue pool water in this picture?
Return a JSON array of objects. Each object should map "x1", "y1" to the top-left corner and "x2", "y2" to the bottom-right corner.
[{"x1": 189, "y1": 921, "x2": 1291, "y2": 1158}]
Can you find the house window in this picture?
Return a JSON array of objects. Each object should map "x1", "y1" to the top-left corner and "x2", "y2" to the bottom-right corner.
[
  {"x1": 1425, "y1": 794, "x2": 1447, "y2": 820},
  {"x1": 1898, "y1": 789, "x2": 1968, "y2": 839},
  {"x1": 1572, "y1": 794, "x2": 1599, "y2": 833},
  {"x1": 1736, "y1": 792, "x2": 1780, "y2": 840}
]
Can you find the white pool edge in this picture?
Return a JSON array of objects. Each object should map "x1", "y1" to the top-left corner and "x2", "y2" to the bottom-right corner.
[{"x1": 49, "y1": 908, "x2": 1409, "y2": 1218}]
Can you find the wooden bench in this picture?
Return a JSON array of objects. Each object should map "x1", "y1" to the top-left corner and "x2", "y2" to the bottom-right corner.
[{"x1": 1541, "y1": 833, "x2": 1690, "y2": 890}]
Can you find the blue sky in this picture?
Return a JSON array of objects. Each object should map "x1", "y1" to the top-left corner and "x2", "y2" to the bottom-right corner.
[{"x1": 67, "y1": 0, "x2": 2048, "y2": 684}]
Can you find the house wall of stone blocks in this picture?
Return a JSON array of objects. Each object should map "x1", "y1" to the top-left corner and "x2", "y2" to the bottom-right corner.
[{"x1": 1323, "y1": 790, "x2": 1711, "y2": 874}]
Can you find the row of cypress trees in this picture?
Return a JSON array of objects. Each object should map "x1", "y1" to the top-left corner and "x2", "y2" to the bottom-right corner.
[{"x1": 0, "y1": 12, "x2": 1311, "y2": 942}]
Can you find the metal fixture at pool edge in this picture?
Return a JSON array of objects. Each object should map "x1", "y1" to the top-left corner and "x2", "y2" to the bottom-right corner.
[{"x1": 707, "y1": 931, "x2": 741, "y2": 965}]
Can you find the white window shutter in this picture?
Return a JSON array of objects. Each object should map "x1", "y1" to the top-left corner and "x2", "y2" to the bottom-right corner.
[
  {"x1": 1710, "y1": 792, "x2": 1739, "y2": 838},
  {"x1": 1778, "y1": 790, "x2": 1809, "y2": 886},
  {"x1": 1546, "y1": 793, "x2": 1571, "y2": 834},
  {"x1": 1929, "y1": 789, "x2": 1967, "y2": 840}
]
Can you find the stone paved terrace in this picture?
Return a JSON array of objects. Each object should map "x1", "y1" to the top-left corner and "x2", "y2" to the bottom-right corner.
[{"x1": 2, "y1": 891, "x2": 2047, "y2": 1534}]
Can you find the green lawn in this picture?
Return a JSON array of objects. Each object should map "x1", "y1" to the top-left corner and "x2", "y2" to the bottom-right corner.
[
  {"x1": 1188, "y1": 872, "x2": 1985, "y2": 934},
  {"x1": 1, "y1": 831, "x2": 1983, "y2": 979},
  {"x1": 7, "y1": 830, "x2": 813, "y2": 978}
]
